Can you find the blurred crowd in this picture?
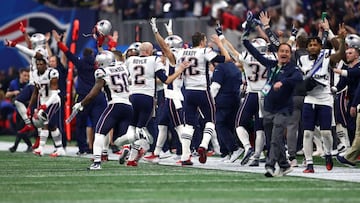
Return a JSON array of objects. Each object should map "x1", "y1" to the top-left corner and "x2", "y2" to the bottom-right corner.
[{"x1": 35, "y1": 0, "x2": 360, "y2": 35}]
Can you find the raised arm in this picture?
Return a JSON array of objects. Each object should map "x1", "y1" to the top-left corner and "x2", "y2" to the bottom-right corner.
[
  {"x1": 150, "y1": 17, "x2": 176, "y2": 65},
  {"x1": 329, "y1": 23, "x2": 347, "y2": 67},
  {"x1": 215, "y1": 24, "x2": 240, "y2": 60}
]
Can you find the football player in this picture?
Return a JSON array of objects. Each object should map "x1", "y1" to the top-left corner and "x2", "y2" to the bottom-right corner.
[
  {"x1": 144, "y1": 19, "x2": 187, "y2": 164},
  {"x1": 28, "y1": 55, "x2": 65, "y2": 157},
  {"x1": 299, "y1": 20, "x2": 347, "y2": 173},
  {"x1": 114, "y1": 41, "x2": 190, "y2": 166},
  {"x1": 150, "y1": 17, "x2": 232, "y2": 164},
  {"x1": 216, "y1": 23, "x2": 275, "y2": 166}
]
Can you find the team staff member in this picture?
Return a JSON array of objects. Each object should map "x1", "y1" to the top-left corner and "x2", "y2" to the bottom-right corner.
[{"x1": 243, "y1": 25, "x2": 303, "y2": 177}]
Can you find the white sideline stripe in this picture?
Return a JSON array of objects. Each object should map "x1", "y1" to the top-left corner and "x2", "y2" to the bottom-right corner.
[{"x1": 2, "y1": 141, "x2": 360, "y2": 183}]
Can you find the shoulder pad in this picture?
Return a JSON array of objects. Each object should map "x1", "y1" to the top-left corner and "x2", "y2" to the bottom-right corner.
[{"x1": 94, "y1": 68, "x2": 106, "y2": 79}]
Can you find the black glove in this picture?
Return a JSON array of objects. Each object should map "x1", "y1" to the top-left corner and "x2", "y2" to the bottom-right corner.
[
  {"x1": 291, "y1": 25, "x2": 298, "y2": 37},
  {"x1": 215, "y1": 23, "x2": 223, "y2": 36}
]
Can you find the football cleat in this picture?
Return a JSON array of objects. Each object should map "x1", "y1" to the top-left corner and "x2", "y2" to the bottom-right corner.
[
  {"x1": 18, "y1": 124, "x2": 35, "y2": 134},
  {"x1": 25, "y1": 146, "x2": 33, "y2": 153},
  {"x1": 228, "y1": 148, "x2": 244, "y2": 163},
  {"x1": 289, "y1": 159, "x2": 298, "y2": 167},
  {"x1": 88, "y1": 162, "x2": 102, "y2": 170},
  {"x1": 49, "y1": 148, "x2": 66, "y2": 157},
  {"x1": 159, "y1": 150, "x2": 172, "y2": 159},
  {"x1": 110, "y1": 144, "x2": 120, "y2": 154},
  {"x1": 181, "y1": 159, "x2": 193, "y2": 166},
  {"x1": 325, "y1": 155, "x2": 333, "y2": 171},
  {"x1": 264, "y1": 167, "x2": 275, "y2": 177},
  {"x1": 249, "y1": 159, "x2": 260, "y2": 167},
  {"x1": 126, "y1": 160, "x2": 138, "y2": 167},
  {"x1": 143, "y1": 153, "x2": 160, "y2": 163},
  {"x1": 33, "y1": 148, "x2": 43, "y2": 156},
  {"x1": 240, "y1": 147, "x2": 254, "y2": 165},
  {"x1": 277, "y1": 167, "x2": 293, "y2": 177},
  {"x1": 9, "y1": 146, "x2": 16, "y2": 153},
  {"x1": 101, "y1": 154, "x2": 109, "y2": 162},
  {"x1": 220, "y1": 154, "x2": 230, "y2": 162},
  {"x1": 303, "y1": 164, "x2": 315, "y2": 173},
  {"x1": 119, "y1": 147, "x2": 130, "y2": 165},
  {"x1": 336, "y1": 155, "x2": 356, "y2": 168},
  {"x1": 197, "y1": 147, "x2": 207, "y2": 164}
]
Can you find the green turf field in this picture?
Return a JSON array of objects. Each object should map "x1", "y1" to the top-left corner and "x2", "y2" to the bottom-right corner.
[{"x1": 1, "y1": 151, "x2": 360, "y2": 203}]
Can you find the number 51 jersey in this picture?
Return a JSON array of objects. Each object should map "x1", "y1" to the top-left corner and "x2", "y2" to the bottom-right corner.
[{"x1": 94, "y1": 62, "x2": 131, "y2": 105}]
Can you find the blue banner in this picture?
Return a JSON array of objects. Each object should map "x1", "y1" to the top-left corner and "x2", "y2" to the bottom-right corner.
[{"x1": 0, "y1": 1, "x2": 97, "y2": 70}]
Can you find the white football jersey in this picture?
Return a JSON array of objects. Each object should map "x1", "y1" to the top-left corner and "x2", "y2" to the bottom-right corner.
[
  {"x1": 94, "y1": 63, "x2": 131, "y2": 105},
  {"x1": 239, "y1": 51, "x2": 276, "y2": 92},
  {"x1": 32, "y1": 67, "x2": 60, "y2": 105},
  {"x1": 163, "y1": 58, "x2": 184, "y2": 101},
  {"x1": 125, "y1": 55, "x2": 166, "y2": 97},
  {"x1": 299, "y1": 50, "x2": 333, "y2": 106},
  {"x1": 175, "y1": 47, "x2": 217, "y2": 90},
  {"x1": 15, "y1": 44, "x2": 49, "y2": 84}
]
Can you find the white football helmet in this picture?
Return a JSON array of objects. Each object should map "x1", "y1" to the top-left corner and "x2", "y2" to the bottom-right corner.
[
  {"x1": 32, "y1": 109, "x2": 48, "y2": 128},
  {"x1": 95, "y1": 50, "x2": 115, "y2": 68},
  {"x1": 251, "y1": 38, "x2": 267, "y2": 54},
  {"x1": 30, "y1": 33, "x2": 46, "y2": 48},
  {"x1": 125, "y1": 42, "x2": 141, "y2": 58},
  {"x1": 34, "y1": 47, "x2": 49, "y2": 63},
  {"x1": 95, "y1": 20, "x2": 112, "y2": 36},
  {"x1": 345, "y1": 34, "x2": 360, "y2": 49},
  {"x1": 164, "y1": 35, "x2": 183, "y2": 49}
]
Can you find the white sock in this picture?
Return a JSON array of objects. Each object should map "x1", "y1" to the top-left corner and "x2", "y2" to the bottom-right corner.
[
  {"x1": 175, "y1": 125, "x2": 184, "y2": 144},
  {"x1": 200, "y1": 122, "x2": 215, "y2": 149},
  {"x1": 336, "y1": 124, "x2": 350, "y2": 147},
  {"x1": 236, "y1": 126, "x2": 251, "y2": 151},
  {"x1": 114, "y1": 125, "x2": 136, "y2": 146},
  {"x1": 303, "y1": 130, "x2": 314, "y2": 165},
  {"x1": 93, "y1": 133, "x2": 105, "y2": 163},
  {"x1": 154, "y1": 125, "x2": 168, "y2": 156},
  {"x1": 128, "y1": 142, "x2": 140, "y2": 161},
  {"x1": 313, "y1": 128, "x2": 324, "y2": 153},
  {"x1": 180, "y1": 124, "x2": 194, "y2": 161},
  {"x1": 15, "y1": 100, "x2": 31, "y2": 124},
  {"x1": 102, "y1": 133, "x2": 110, "y2": 155},
  {"x1": 321, "y1": 130, "x2": 333, "y2": 155},
  {"x1": 210, "y1": 130, "x2": 221, "y2": 154},
  {"x1": 51, "y1": 128, "x2": 63, "y2": 148}
]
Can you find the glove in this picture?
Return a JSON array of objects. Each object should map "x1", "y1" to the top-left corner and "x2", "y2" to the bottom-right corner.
[
  {"x1": 164, "y1": 19, "x2": 173, "y2": 35},
  {"x1": 38, "y1": 104, "x2": 47, "y2": 111},
  {"x1": 242, "y1": 11, "x2": 254, "y2": 39},
  {"x1": 150, "y1": 17, "x2": 158, "y2": 33},
  {"x1": 215, "y1": 23, "x2": 223, "y2": 36},
  {"x1": 19, "y1": 22, "x2": 26, "y2": 33},
  {"x1": 5, "y1": 39, "x2": 17, "y2": 47},
  {"x1": 246, "y1": 11, "x2": 254, "y2": 23},
  {"x1": 291, "y1": 25, "x2": 298, "y2": 37},
  {"x1": 73, "y1": 102, "x2": 84, "y2": 112}
]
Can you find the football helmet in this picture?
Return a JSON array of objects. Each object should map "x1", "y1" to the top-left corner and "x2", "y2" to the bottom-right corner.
[
  {"x1": 30, "y1": 33, "x2": 46, "y2": 48},
  {"x1": 34, "y1": 47, "x2": 49, "y2": 63},
  {"x1": 345, "y1": 34, "x2": 360, "y2": 49},
  {"x1": 125, "y1": 42, "x2": 141, "y2": 58},
  {"x1": 251, "y1": 38, "x2": 267, "y2": 54},
  {"x1": 32, "y1": 109, "x2": 48, "y2": 128},
  {"x1": 95, "y1": 19, "x2": 112, "y2": 36},
  {"x1": 164, "y1": 35, "x2": 183, "y2": 49},
  {"x1": 95, "y1": 50, "x2": 115, "y2": 68}
]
